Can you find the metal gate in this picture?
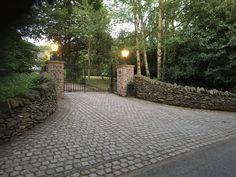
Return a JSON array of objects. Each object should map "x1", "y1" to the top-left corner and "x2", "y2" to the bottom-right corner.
[
  {"x1": 64, "y1": 64, "x2": 85, "y2": 92},
  {"x1": 64, "y1": 63, "x2": 117, "y2": 93},
  {"x1": 85, "y1": 64, "x2": 118, "y2": 93}
]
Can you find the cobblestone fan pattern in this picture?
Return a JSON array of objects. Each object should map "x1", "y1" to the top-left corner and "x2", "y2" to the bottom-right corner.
[{"x1": 0, "y1": 92, "x2": 236, "y2": 177}]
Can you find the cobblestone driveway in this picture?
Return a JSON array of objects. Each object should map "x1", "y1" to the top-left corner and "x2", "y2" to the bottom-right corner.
[{"x1": 1, "y1": 92, "x2": 236, "y2": 177}]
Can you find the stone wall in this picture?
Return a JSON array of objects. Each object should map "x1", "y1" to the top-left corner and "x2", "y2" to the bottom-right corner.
[
  {"x1": 134, "y1": 75, "x2": 236, "y2": 112},
  {"x1": 0, "y1": 75, "x2": 57, "y2": 143}
]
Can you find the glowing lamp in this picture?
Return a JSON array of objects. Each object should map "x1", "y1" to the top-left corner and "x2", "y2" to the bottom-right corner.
[
  {"x1": 51, "y1": 43, "x2": 59, "y2": 52},
  {"x1": 121, "y1": 49, "x2": 130, "y2": 58}
]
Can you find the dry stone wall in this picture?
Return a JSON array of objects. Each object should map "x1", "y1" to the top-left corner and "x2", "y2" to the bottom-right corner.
[
  {"x1": 0, "y1": 76, "x2": 57, "y2": 143},
  {"x1": 134, "y1": 75, "x2": 236, "y2": 112}
]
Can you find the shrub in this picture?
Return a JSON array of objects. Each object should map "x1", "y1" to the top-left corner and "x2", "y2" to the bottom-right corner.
[{"x1": 0, "y1": 73, "x2": 40, "y2": 101}]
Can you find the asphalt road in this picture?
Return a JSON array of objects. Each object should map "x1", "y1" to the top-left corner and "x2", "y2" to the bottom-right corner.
[{"x1": 125, "y1": 137, "x2": 236, "y2": 177}]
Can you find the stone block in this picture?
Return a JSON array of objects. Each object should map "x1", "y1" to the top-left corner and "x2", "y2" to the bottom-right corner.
[{"x1": 0, "y1": 101, "x2": 9, "y2": 113}]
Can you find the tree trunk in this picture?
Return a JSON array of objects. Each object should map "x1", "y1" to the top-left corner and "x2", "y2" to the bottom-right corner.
[
  {"x1": 139, "y1": 4, "x2": 150, "y2": 78},
  {"x1": 161, "y1": 14, "x2": 167, "y2": 81},
  {"x1": 143, "y1": 50, "x2": 150, "y2": 77},
  {"x1": 133, "y1": 0, "x2": 141, "y2": 75},
  {"x1": 162, "y1": 47, "x2": 166, "y2": 80},
  {"x1": 157, "y1": 0, "x2": 164, "y2": 80}
]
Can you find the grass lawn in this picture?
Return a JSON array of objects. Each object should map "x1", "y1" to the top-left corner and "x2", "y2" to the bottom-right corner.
[
  {"x1": 85, "y1": 76, "x2": 110, "y2": 91},
  {"x1": 0, "y1": 73, "x2": 39, "y2": 101}
]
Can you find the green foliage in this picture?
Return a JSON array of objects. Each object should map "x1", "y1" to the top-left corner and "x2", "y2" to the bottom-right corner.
[
  {"x1": 36, "y1": 72, "x2": 54, "y2": 84},
  {"x1": 165, "y1": 0, "x2": 236, "y2": 90},
  {"x1": 92, "y1": 32, "x2": 113, "y2": 65},
  {"x1": 65, "y1": 69, "x2": 84, "y2": 83},
  {"x1": 38, "y1": 45, "x2": 50, "y2": 52},
  {"x1": 30, "y1": 0, "x2": 113, "y2": 71},
  {"x1": 36, "y1": 45, "x2": 51, "y2": 69},
  {"x1": 113, "y1": 0, "x2": 235, "y2": 90},
  {"x1": 0, "y1": 73, "x2": 40, "y2": 101},
  {"x1": 0, "y1": 31, "x2": 39, "y2": 72}
]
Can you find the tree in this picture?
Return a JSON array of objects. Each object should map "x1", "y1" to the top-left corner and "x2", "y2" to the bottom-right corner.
[
  {"x1": 157, "y1": 0, "x2": 164, "y2": 80},
  {"x1": 165, "y1": 0, "x2": 236, "y2": 90},
  {"x1": 132, "y1": 0, "x2": 142, "y2": 75},
  {"x1": 29, "y1": 0, "x2": 111, "y2": 67},
  {"x1": 138, "y1": 0, "x2": 150, "y2": 77},
  {"x1": 0, "y1": 30, "x2": 38, "y2": 72},
  {"x1": 108, "y1": 0, "x2": 152, "y2": 76},
  {"x1": 80, "y1": 5, "x2": 111, "y2": 78},
  {"x1": 0, "y1": 0, "x2": 42, "y2": 74}
]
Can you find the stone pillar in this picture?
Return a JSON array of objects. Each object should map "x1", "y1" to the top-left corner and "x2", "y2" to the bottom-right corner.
[
  {"x1": 117, "y1": 65, "x2": 135, "y2": 97},
  {"x1": 47, "y1": 61, "x2": 65, "y2": 99}
]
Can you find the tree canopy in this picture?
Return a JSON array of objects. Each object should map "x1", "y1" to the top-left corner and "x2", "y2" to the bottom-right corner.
[{"x1": 109, "y1": 0, "x2": 236, "y2": 90}]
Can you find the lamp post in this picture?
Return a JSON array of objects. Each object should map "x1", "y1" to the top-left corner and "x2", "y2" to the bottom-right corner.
[{"x1": 50, "y1": 43, "x2": 59, "y2": 61}]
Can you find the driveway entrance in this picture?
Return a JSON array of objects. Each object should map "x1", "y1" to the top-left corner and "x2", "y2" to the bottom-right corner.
[{"x1": 0, "y1": 93, "x2": 236, "y2": 177}]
